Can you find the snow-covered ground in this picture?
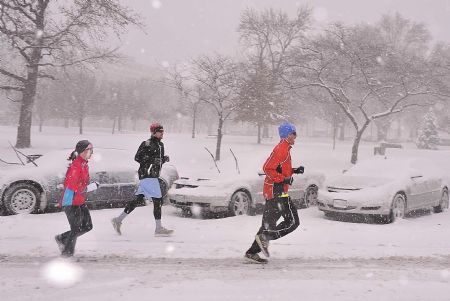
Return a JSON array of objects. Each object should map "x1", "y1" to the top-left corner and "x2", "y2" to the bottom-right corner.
[{"x1": 1, "y1": 126, "x2": 450, "y2": 300}]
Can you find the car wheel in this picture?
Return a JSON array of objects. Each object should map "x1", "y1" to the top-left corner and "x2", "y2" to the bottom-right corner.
[
  {"x1": 303, "y1": 185, "x2": 318, "y2": 208},
  {"x1": 388, "y1": 193, "x2": 406, "y2": 223},
  {"x1": 3, "y1": 183, "x2": 41, "y2": 215},
  {"x1": 229, "y1": 190, "x2": 251, "y2": 216},
  {"x1": 433, "y1": 188, "x2": 449, "y2": 213}
]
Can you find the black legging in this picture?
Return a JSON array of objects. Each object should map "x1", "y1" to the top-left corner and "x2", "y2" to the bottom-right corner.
[
  {"x1": 124, "y1": 194, "x2": 163, "y2": 220},
  {"x1": 59, "y1": 204, "x2": 93, "y2": 256},
  {"x1": 247, "y1": 196, "x2": 300, "y2": 254}
]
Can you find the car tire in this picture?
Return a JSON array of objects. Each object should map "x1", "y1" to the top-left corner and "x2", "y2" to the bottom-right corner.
[
  {"x1": 302, "y1": 185, "x2": 318, "y2": 208},
  {"x1": 433, "y1": 188, "x2": 449, "y2": 213},
  {"x1": 228, "y1": 190, "x2": 251, "y2": 216},
  {"x1": 387, "y1": 193, "x2": 406, "y2": 223},
  {"x1": 3, "y1": 183, "x2": 41, "y2": 215}
]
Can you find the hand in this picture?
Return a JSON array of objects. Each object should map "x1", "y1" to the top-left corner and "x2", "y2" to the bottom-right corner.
[
  {"x1": 283, "y1": 177, "x2": 293, "y2": 185},
  {"x1": 154, "y1": 158, "x2": 162, "y2": 165},
  {"x1": 293, "y1": 166, "x2": 305, "y2": 174},
  {"x1": 163, "y1": 155, "x2": 170, "y2": 163}
]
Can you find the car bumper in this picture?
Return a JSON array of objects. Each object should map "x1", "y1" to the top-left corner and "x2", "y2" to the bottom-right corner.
[
  {"x1": 168, "y1": 191, "x2": 230, "y2": 212},
  {"x1": 317, "y1": 190, "x2": 391, "y2": 215}
]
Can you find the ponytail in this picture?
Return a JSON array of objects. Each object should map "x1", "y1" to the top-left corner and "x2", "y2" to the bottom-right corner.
[{"x1": 67, "y1": 150, "x2": 78, "y2": 161}]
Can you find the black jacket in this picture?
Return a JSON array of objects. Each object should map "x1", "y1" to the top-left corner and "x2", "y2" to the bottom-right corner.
[{"x1": 134, "y1": 136, "x2": 166, "y2": 179}]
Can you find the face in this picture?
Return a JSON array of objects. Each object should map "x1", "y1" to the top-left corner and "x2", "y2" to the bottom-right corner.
[
  {"x1": 154, "y1": 130, "x2": 164, "y2": 139},
  {"x1": 287, "y1": 132, "x2": 297, "y2": 145},
  {"x1": 80, "y1": 144, "x2": 94, "y2": 160}
]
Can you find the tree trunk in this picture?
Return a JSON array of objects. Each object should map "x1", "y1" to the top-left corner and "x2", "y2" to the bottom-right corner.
[
  {"x1": 262, "y1": 124, "x2": 269, "y2": 138},
  {"x1": 112, "y1": 118, "x2": 116, "y2": 134},
  {"x1": 192, "y1": 108, "x2": 197, "y2": 139},
  {"x1": 215, "y1": 117, "x2": 223, "y2": 161},
  {"x1": 39, "y1": 117, "x2": 44, "y2": 133},
  {"x1": 16, "y1": 69, "x2": 39, "y2": 148},
  {"x1": 376, "y1": 121, "x2": 390, "y2": 142},
  {"x1": 339, "y1": 122, "x2": 345, "y2": 140},
  {"x1": 257, "y1": 123, "x2": 262, "y2": 144},
  {"x1": 118, "y1": 116, "x2": 122, "y2": 132},
  {"x1": 79, "y1": 117, "x2": 83, "y2": 135},
  {"x1": 350, "y1": 122, "x2": 370, "y2": 164}
]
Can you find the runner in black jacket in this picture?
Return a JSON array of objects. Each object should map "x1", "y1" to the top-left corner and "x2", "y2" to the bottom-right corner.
[{"x1": 111, "y1": 122, "x2": 173, "y2": 237}]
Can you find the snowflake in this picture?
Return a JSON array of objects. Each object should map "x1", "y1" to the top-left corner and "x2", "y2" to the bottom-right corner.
[
  {"x1": 41, "y1": 259, "x2": 84, "y2": 288},
  {"x1": 152, "y1": 0, "x2": 162, "y2": 9}
]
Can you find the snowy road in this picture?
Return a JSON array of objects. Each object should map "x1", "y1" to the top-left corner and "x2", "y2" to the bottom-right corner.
[{"x1": 2, "y1": 254, "x2": 450, "y2": 301}]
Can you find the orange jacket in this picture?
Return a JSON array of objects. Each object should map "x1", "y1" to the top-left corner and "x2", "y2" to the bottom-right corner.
[{"x1": 263, "y1": 139, "x2": 294, "y2": 200}]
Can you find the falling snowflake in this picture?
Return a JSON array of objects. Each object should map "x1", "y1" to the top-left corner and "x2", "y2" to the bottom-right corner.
[
  {"x1": 441, "y1": 270, "x2": 449, "y2": 279},
  {"x1": 41, "y1": 259, "x2": 84, "y2": 288},
  {"x1": 191, "y1": 204, "x2": 202, "y2": 217},
  {"x1": 176, "y1": 112, "x2": 183, "y2": 119},
  {"x1": 376, "y1": 56, "x2": 385, "y2": 66},
  {"x1": 165, "y1": 244, "x2": 175, "y2": 253},
  {"x1": 152, "y1": 0, "x2": 162, "y2": 9},
  {"x1": 161, "y1": 61, "x2": 170, "y2": 68},
  {"x1": 365, "y1": 272, "x2": 374, "y2": 278},
  {"x1": 36, "y1": 30, "x2": 44, "y2": 38},
  {"x1": 140, "y1": 48, "x2": 146, "y2": 54},
  {"x1": 313, "y1": 7, "x2": 328, "y2": 22}
]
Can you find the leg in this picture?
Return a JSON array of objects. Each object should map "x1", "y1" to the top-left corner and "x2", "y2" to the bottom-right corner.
[
  {"x1": 60, "y1": 206, "x2": 83, "y2": 256},
  {"x1": 246, "y1": 200, "x2": 281, "y2": 254},
  {"x1": 265, "y1": 197, "x2": 300, "y2": 240},
  {"x1": 124, "y1": 194, "x2": 145, "y2": 215},
  {"x1": 153, "y1": 197, "x2": 162, "y2": 221},
  {"x1": 78, "y1": 204, "x2": 93, "y2": 236},
  {"x1": 153, "y1": 198, "x2": 174, "y2": 236}
]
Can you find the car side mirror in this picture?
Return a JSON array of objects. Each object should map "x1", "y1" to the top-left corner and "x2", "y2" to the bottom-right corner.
[{"x1": 342, "y1": 169, "x2": 347, "y2": 174}]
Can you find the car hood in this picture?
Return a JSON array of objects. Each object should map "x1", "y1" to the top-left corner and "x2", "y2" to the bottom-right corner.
[{"x1": 326, "y1": 175, "x2": 393, "y2": 191}]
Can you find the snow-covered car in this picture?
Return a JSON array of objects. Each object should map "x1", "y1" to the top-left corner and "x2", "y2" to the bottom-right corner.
[
  {"x1": 317, "y1": 157, "x2": 449, "y2": 223},
  {"x1": 0, "y1": 149, "x2": 179, "y2": 215},
  {"x1": 168, "y1": 169, "x2": 325, "y2": 216}
]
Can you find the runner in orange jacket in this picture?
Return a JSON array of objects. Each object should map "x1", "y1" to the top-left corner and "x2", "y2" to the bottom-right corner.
[{"x1": 245, "y1": 122, "x2": 304, "y2": 264}]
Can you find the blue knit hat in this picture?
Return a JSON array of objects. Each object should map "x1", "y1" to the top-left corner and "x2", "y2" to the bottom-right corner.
[{"x1": 278, "y1": 122, "x2": 296, "y2": 139}]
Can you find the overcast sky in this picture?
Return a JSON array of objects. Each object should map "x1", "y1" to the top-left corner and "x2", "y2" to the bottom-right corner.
[{"x1": 119, "y1": 0, "x2": 450, "y2": 67}]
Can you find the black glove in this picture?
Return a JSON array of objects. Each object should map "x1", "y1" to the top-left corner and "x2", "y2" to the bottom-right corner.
[
  {"x1": 273, "y1": 183, "x2": 284, "y2": 197},
  {"x1": 293, "y1": 166, "x2": 305, "y2": 174},
  {"x1": 163, "y1": 155, "x2": 170, "y2": 163},
  {"x1": 154, "y1": 158, "x2": 162, "y2": 165},
  {"x1": 283, "y1": 177, "x2": 293, "y2": 185}
]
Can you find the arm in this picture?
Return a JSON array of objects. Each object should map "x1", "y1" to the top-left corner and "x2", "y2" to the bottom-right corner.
[{"x1": 263, "y1": 146, "x2": 286, "y2": 183}]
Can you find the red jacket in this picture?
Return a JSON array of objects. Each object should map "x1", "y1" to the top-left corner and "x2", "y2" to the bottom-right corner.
[
  {"x1": 59, "y1": 156, "x2": 90, "y2": 207},
  {"x1": 263, "y1": 139, "x2": 294, "y2": 200}
]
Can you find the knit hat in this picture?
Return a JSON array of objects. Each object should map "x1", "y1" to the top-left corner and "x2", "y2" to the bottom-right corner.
[
  {"x1": 278, "y1": 122, "x2": 296, "y2": 139},
  {"x1": 150, "y1": 122, "x2": 164, "y2": 134}
]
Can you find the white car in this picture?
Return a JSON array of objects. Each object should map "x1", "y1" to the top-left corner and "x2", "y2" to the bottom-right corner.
[
  {"x1": 317, "y1": 157, "x2": 449, "y2": 223},
  {"x1": 0, "y1": 149, "x2": 179, "y2": 215},
  {"x1": 168, "y1": 169, "x2": 325, "y2": 216}
]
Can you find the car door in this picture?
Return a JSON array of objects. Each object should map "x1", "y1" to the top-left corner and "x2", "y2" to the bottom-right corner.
[{"x1": 408, "y1": 173, "x2": 431, "y2": 209}]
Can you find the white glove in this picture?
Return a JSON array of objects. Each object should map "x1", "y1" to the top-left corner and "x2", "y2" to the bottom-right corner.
[{"x1": 86, "y1": 182, "x2": 99, "y2": 192}]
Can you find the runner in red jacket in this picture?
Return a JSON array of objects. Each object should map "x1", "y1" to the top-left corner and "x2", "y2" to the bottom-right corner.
[
  {"x1": 55, "y1": 140, "x2": 95, "y2": 257},
  {"x1": 245, "y1": 122, "x2": 304, "y2": 264}
]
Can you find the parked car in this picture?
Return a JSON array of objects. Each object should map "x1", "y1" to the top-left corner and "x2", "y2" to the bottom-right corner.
[
  {"x1": 317, "y1": 157, "x2": 449, "y2": 223},
  {"x1": 168, "y1": 168, "x2": 325, "y2": 217},
  {"x1": 0, "y1": 149, "x2": 179, "y2": 215}
]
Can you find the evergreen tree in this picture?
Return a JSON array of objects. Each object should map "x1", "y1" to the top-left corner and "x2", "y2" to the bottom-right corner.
[{"x1": 416, "y1": 108, "x2": 439, "y2": 149}]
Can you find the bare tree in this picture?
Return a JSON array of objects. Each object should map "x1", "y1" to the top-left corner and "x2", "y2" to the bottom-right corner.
[
  {"x1": 191, "y1": 54, "x2": 240, "y2": 161},
  {"x1": 0, "y1": 0, "x2": 142, "y2": 147},
  {"x1": 287, "y1": 14, "x2": 447, "y2": 163},
  {"x1": 237, "y1": 7, "x2": 311, "y2": 143},
  {"x1": 166, "y1": 64, "x2": 205, "y2": 138}
]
